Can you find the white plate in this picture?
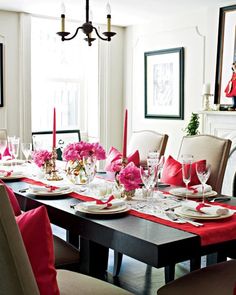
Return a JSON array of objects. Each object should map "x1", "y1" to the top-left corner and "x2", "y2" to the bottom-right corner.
[
  {"x1": 28, "y1": 187, "x2": 73, "y2": 196},
  {"x1": 0, "y1": 174, "x2": 25, "y2": 180},
  {"x1": 174, "y1": 206, "x2": 234, "y2": 220},
  {"x1": 169, "y1": 188, "x2": 217, "y2": 199},
  {"x1": 75, "y1": 204, "x2": 130, "y2": 215},
  {"x1": 0, "y1": 159, "x2": 25, "y2": 166}
]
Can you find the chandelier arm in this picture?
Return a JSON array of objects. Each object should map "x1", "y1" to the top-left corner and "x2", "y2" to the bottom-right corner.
[
  {"x1": 63, "y1": 26, "x2": 83, "y2": 41},
  {"x1": 93, "y1": 27, "x2": 108, "y2": 41}
]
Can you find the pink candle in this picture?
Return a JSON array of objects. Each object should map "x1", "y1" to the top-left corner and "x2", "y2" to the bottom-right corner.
[
  {"x1": 53, "y1": 107, "x2": 56, "y2": 149},
  {"x1": 122, "y1": 109, "x2": 128, "y2": 159}
]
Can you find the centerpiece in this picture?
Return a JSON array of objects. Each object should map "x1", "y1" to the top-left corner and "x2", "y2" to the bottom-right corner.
[{"x1": 62, "y1": 141, "x2": 106, "y2": 184}]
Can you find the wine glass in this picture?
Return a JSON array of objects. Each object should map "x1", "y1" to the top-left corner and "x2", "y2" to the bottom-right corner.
[
  {"x1": 140, "y1": 167, "x2": 155, "y2": 210},
  {"x1": 21, "y1": 143, "x2": 32, "y2": 162},
  {"x1": 83, "y1": 155, "x2": 97, "y2": 191},
  {"x1": 8, "y1": 136, "x2": 20, "y2": 162},
  {"x1": 0, "y1": 139, "x2": 7, "y2": 159},
  {"x1": 196, "y1": 162, "x2": 211, "y2": 203},
  {"x1": 181, "y1": 154, "x2": 193, "y2": 200}
]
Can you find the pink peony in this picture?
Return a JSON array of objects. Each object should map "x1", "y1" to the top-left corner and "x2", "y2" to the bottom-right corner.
[
  {"x1": 118, "y1": 162, "x2": 142, "y2": 191},
  {"x1": 32, "y1": 150, "x2": 52, "y2": 167},
  {"x1": 62, "y1": 141, "x2": 106, "y2": 162}
]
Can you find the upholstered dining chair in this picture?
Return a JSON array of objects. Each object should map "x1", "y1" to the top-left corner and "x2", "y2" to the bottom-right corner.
[
  {"x1": 0, "y1": 184, "x2": 132, "y2": 295},
  {"x1": 164, "y1": 134, "x2": 232, "y2": 283},
  {"x1": 157, "y1": 259, "x2": 236, "y2": 295},
  {"x1": 177, "y1": 134, "x2": 232, "y2": 194},
  {"x1": 127, "y1": 130, "x2": 169, "y2": 168},
  {"x1": 112, "y1": 130, "x2": 169, "y2": 277}
]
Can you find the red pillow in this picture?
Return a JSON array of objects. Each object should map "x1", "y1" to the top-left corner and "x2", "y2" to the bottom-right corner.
[
  {"x1": 160, "y1": 155, "x2": 206, "y2": 187},
  {"x1": 16, "y1": 206, "x2": 59, "y2": 295},
  {"x1": 0, "y1": 179, "x2": 21, "y2": 216}
]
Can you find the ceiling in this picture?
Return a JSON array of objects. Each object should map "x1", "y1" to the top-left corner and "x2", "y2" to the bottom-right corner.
[{"x1": 0, "y1": 0, "x2": 230, "y2": 26}]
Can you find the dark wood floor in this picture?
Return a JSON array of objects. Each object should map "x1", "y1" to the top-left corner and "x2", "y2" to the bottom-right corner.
[{"x1": 53, "y1": 225, "x2": 191, "y2": 294}]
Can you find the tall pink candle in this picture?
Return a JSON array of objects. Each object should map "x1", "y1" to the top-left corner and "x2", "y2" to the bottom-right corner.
[
  {"x1": 122, "y1": 109, "x2": 128, "y2": 159},
  {"x1": 53, "y1": 107, "x2": 56, "y2": 149}
]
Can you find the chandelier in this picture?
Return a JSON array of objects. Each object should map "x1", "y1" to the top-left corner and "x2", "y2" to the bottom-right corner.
[{"x1": 57, "y1": 0, "x2": 116, "y2": 46}]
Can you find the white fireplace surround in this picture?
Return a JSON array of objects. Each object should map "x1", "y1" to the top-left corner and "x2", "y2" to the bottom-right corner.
[{"x1": 199, "y1": 111, "x2": 236, "y2": 196}]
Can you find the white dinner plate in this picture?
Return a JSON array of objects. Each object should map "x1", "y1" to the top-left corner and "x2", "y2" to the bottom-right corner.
[
  {"x1": 174, "y1": 206, "x2": 234, "y2": 220},
  {"x1": 0, "y1": 174, "x2": 25, "y2": 180},
  {"x1": 169, "y1": 188, "x2": 217, "y2": 199},
  {"x1": 75, "y1": 203, "x2": 130, "y2": 215},
  {"x1": 0, "y1": 159, "x2": 25, "y2": 166},
  {"x1": 28, "y1": 187, "x2": 73, "y2": 196}
]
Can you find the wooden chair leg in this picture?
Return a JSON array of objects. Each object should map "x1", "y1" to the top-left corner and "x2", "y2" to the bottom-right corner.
[{"x1": 113, "y1": 251, "x2": 123, "y2": 277}]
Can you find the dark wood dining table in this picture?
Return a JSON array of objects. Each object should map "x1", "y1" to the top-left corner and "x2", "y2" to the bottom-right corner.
[{"x1": 6, "y1": 179, "x2": 236, "y2": 283}]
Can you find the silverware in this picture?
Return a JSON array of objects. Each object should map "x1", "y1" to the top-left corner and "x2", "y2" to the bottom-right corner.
[{"x1": 165, "y1": 211, "x2": 203, "y2": 227}]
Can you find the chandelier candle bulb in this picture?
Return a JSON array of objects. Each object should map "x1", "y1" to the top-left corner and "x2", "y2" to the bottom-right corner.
[
  {"x1": 61, "y1": 3, "x2": 66, "y2": 32},
  {"x1": 106, "y1": 2, "x2": 111, "y2": 32}
]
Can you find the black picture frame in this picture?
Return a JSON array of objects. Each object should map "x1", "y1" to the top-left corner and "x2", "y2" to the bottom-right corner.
[
  {"x1": 214, "y1": 5, "x2": 236, "y2": 106},
  {"x1": 0, "y1": 44, "x2": 3, "y2": 107},
  {"x1": 144, "y1": 47, "x2": 184, "y2": 120}
]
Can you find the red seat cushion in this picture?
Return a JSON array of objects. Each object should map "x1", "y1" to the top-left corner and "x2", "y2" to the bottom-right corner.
[
  {"x1": 16, "y1": 206, "x2": 59, "y2": 295},
  {"x1": 160, "y1": 155, "x2": 206, "y2": 186},
  {"x1": 0, "y1": 179, "x2": 21, "y2": 216}
]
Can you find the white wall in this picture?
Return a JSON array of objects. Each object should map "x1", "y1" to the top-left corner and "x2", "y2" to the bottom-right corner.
[
  {"x1": 123, "y1": 3, "x2": 236, "y2": 158},
  {"x1": 0, "y1": 11, "x2": 20, "y2": 136}
]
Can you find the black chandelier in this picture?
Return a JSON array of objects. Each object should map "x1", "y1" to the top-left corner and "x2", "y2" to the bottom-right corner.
[{"x1": 57, "y1": 0, "x2": 116, "y2": 46}]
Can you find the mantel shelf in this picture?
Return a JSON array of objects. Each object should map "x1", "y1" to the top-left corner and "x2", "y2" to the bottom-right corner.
[{"x1": 198, "y1": 110, "x2": 236, "y2": 116}]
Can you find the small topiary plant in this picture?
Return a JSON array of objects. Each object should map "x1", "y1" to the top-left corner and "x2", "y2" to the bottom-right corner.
[{"x1": 184, "y1": 113, "x2": 200, "y2": 136}]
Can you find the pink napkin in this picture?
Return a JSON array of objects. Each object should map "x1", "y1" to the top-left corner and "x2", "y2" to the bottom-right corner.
[
  {"x1": 0, "y1": 147, "x2": 12, "y2": 160},
  {"x1": 104, "y1": 146, "x2": 140, "y2": 172}
]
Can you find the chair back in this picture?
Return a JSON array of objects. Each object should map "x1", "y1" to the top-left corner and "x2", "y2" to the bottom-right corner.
[
  {"x1": 128, "y1": 130, "x2": 169, "y2": 167},
  {"x1": 177, "y1": 134, "x2": 232, "y2": 194},
  {"x1": 0, "y1": 185, "x2": 40, "y2": 294},
  {"x1": 0, "y1": 128, "x2": 7, "y2": 140}
]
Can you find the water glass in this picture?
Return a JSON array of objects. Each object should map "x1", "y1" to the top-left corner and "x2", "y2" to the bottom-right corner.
[{"x1": 196, "y1": 162, "x2": 211, "y2": 203}]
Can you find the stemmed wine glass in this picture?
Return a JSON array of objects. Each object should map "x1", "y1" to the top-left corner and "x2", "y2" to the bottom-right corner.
[
  {"x1": 181, "y1": 154, "x2": 193, "y2": 200},
  {"x1": 147, "y1": 151, "x2": 165, "y2": 189},
  {"x1": 8, "y1": 136, "x2": 20, "y2": 162},
  {"x1": 83, "y1": 155, "x2": 97, "y2": 191},
  {"x1": 196, "y1": 162, "x2": 211, "y2": 203},
  {"x1": 0, "y1": 139, "x2": 7, "y2": 159},
  {"x1": 140, "y1": 167, "x2": 155, "y2": 210},
  {"x1": 21, "y1": 143, "x2": 32, "y2": 162}
]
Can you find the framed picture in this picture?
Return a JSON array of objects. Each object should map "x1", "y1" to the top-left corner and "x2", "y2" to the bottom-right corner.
[
  {"x1": 32, "y1": 130, "x2": 81, "y2": 160},
  {"x1": 144, "y1": 47, "x2": 184, "y2": 119},
  {"x1": 214, "y1": 5, "x2": 236, "y2": 107},
  {"x1": 0, "y1": 44, "x2": 3, "y2": 107}
]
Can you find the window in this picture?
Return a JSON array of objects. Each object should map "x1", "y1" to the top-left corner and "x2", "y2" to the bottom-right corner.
[{"x1": 31, "y1": 16, "x2": 98, "y2": 136}]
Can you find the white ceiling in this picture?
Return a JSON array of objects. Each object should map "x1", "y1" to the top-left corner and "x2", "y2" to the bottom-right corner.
[{"x1": 0, "y1": 0, "x2": 231, "y2": 26}]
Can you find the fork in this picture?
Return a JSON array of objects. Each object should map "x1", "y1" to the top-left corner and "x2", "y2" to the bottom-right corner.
[{"x1": 165, "y1": 211, "x2": 203, "y2": 227}]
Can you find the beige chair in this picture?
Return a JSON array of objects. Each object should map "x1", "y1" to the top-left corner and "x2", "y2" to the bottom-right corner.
[
  {"x1": 0, "y1": 128, "x2": 7, "y2": 140},
  {"x1": 157, "y1": 259, "x2": 236, "y2": 295},
  {"x1": 177, "y1": 134, "x2": 232, "y2": 194},
  {"x1": 113, "y1": 130, "x2": 169, "y2": 277},
  {"x1": 128, "y1": 130, "x2": 169, "y2": 168},
  {"x1": 164, "y1": 134, "x2": 232, "y2": 283},
  {"x1": 0, "y1": 184, "x2": 132, "y2": 295}
]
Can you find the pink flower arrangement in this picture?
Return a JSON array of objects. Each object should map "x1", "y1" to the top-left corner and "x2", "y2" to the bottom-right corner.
[
  {"x1": 32, "y1": 150, "x2": 52, "y2": 167},
  {"x1": 62, "y1": 141, "x2": 106, "y2": 162},
  {"x1": 117, "y1": 162, "x2": 142, "y2": 191}
]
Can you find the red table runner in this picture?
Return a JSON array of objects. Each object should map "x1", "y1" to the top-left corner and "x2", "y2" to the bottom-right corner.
[{"x1": 22, "y1": 177, "x2": 236, "y2": 246}]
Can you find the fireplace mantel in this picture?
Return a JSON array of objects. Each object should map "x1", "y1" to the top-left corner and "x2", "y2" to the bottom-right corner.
[{"x1": 198, "y1": 111, "x2": 236, "y2": 196}]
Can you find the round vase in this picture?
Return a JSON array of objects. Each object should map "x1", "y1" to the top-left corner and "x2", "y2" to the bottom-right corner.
[
  {"x1": 66, "y1": 160, "x2": 87, "y2": 185},
  {"x1": 122, "y1": 189, "x2": 135, "y2": 200}
]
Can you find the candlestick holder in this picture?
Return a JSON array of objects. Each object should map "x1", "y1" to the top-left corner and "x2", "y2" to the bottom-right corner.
[
  {"x1": 202, "y1": 93, "x2": 214, "y2": 111},
  {"x1": 46, "y1": 148, "x2": 63, "y2": 181},
  {"x1": 121, "y1": 157, "x2": 128, "y2": 168}
]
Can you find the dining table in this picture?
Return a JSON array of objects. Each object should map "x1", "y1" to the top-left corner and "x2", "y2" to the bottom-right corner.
[{"x1": 2, "y1": 164, "x2": 236, "y2": 283}]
